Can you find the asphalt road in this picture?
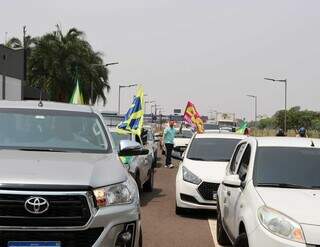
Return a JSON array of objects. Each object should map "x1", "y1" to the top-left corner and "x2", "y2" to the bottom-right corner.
[{"x1": 140, "y1": 156, "x2": 219, "y2": 247}]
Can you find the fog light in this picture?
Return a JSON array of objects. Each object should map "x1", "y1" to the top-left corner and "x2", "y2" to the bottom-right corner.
[
  {"x1": 120, "y1": 231, "x2": 132, "y2": 242},
  {"x1": 115, "y1": 222, "x2": 136, "y2": 247}
]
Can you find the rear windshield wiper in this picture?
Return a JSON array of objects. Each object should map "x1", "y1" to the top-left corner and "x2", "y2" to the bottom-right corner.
[
  {"x1": 257, "y1": 183, "x2": 311, "y2": 189},
  {"x1": 187, "y1": 157, "x2": 205, "y2": 161}
]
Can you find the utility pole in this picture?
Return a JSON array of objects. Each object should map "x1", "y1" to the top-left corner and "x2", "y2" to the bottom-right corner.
[
  {"x1": 246, "y1": 95, "x2": 258, "y2": 124},
  {"x1": 264, "y1": 78, "x2": 287, "y2": 132},
  {"x1": 23, "y1": 26, "x2": 27, "y2": 99}
]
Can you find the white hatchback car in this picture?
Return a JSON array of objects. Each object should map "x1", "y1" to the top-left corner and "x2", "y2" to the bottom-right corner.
[
  {"x1": 217, "y1": 137, "x2": 320, "y2": 247},
  {"x1": 175, "y1": 133, "x2": 245, "y2": 214}
]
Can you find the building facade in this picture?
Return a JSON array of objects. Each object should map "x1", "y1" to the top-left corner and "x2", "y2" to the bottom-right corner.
[{"x1": 0, "y1": 44, "x2": 42, "y2": 100}]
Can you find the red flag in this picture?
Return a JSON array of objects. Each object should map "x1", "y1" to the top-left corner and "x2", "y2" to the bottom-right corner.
[{"x1": 183, "y1": 101, "x2": 204, "y2": 133}]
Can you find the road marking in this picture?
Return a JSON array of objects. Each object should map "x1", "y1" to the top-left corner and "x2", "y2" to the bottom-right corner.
[{"x1": 208, "y1": 219, "x2": 220, "y2": 247}]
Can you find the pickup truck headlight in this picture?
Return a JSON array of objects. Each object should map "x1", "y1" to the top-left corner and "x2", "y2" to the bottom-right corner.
[
  {"x1": 258, "y1": 206, "x2": 305, "y2": 243},
  {"x1": 93, "y1": 180, "x2": 136, "y2": 208},
  {"x1": 182, "y1": 166, "x2": 202, "y2": 185}
]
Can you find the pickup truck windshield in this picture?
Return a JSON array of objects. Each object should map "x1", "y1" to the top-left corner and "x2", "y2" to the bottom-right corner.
[
  {"x1": 254, "y1": 147, "x2": 320, "y2": 188},
  {"x1": 0, "y1": 109, "x2": 110, "y2": 153}
]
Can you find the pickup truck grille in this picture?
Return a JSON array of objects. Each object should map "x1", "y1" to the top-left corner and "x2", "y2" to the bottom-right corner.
[
  {"x1": 0, "y1": 228, "x2": 103, "y2": 247},
  {"x1": 0, "y1": 194, "x2": 91, "y2": 227},
  {"x1": 197, "y1": 182, "x2": 219, "y2": 201}
]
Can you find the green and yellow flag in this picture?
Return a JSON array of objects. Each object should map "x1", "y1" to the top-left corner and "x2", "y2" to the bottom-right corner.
[
  {"x1": 116, "y1": 85, "x2": 144, "y2": 136},
  {"x1": 236, "y1": 121, "x2": 248, "y2": 134},
  {"x1": 70, "y1": 80, "x2": 84, "y2": 105}
]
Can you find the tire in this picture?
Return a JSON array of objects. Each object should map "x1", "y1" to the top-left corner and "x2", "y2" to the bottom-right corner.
[
  {"x1": 216, "y1": 206, "x2": 231, "y2": 245},
  {"x1": 134, "y1": 172, "x2": 142, "y2": 195},
  {"x1": 234, "y1": 233, "x2": 249, "y2": 247},
  {"x1": 153, "y1": 151, "x2": 158, "y2": 167},
  {"x1": 143, "y1": 169, "x2": 154, "y2": 192},
  {"x1": 175, "y1": 203, "x2": 187, "y2": 215},
  {"x1": 139, "y1": 226, "x2": 143, "y2": 247}
]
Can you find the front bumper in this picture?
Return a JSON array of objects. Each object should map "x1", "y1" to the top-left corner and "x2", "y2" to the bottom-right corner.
[
  {"x1": 248, "y1": 223, "x2": 308, "y2": 247},
  {"x1": 176, "y1": 176, "x2": 217, "y2": 210},
  {"x1": 0, "y1": 203, "x2": 141, "y2": 247}
]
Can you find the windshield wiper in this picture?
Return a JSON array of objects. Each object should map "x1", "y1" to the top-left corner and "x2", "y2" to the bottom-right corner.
[
  {"x1": 188, "y1": 157, "x2": 205, "y2": 161},
  {"x1": 257, "y1": 183, "x2": 311, "y2": 189},
  {"x1": 214, "y1": 159, "x2": 230, "y2": 162},
  {"x1": 18, "y1": 148, "x2": 67, "y2": 153}
]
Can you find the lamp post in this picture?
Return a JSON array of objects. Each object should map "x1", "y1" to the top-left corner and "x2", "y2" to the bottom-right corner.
[
  {"x1": 118, "y1": 83, "x2": 138, "y2": 114},
  {"x1": 90, "y1": 62, "x2": 119, "y2": 105},
  {"x1": 246, "y1": 95, "x2": 258, "y2": 125},
  {"x1": 145, "y1": 100, "x2": 155, "y2": 113},
  {"x1": 264, "y1": 78, "x2": 287, "y2": 132}
]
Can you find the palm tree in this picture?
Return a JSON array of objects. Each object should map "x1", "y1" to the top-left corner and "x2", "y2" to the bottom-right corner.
[
  {"x1": 27, "y1": 25, "x2": 110, "y2": 104},
  {"x1": 5, "y1": 35, "x2": 37, "y2": 50}
]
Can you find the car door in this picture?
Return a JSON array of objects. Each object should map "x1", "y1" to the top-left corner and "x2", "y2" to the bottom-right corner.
[
  {"x1": 229, "y1": 144, "x2": 252, "y2": 238},
  {"x1": 222, "y1": 142, "x2": 247, "y2": 236}
]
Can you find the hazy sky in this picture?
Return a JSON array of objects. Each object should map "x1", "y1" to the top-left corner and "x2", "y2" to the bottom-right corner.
[{"x1": 2, "y1": 0, "x2": 320, "y2": 120}]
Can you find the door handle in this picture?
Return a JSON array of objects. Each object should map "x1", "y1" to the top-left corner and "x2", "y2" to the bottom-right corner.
[{"x1": 227, "y1": 191, "x2": 231, "y2": 196}]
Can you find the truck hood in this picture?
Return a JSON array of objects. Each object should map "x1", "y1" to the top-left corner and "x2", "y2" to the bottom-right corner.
[
  {"x1": 0, "y1": 150, "x2": 127, "y2": 189},
  {"x1": 256, "y1": 187, "x2": 320, "y2": 225},
  {"x1": 183, "y1": 158, "x2": 228, "y2": 182}
]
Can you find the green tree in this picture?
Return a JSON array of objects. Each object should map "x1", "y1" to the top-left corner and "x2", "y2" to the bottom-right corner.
[
  {"x1": 257, "y1": 117, "x2": 275, "y2": 129},
  {"x1": 5, "y1": 35, "x2": 37, "y2": 50},
  {"x1": 27, "y1": 25, "x2": 109, "y2": 104}
]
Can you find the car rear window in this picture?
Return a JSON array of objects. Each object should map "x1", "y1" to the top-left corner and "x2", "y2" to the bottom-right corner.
[{"x1": 187, "y1": 138, "x2": 241, "y2": 162}]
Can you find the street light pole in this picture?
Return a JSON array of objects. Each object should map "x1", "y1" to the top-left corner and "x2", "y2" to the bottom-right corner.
[
  {"x1": 118, "y1": 83, "x2": 138, "y2": 114},
  {"x1": 145, "y1": 100, "x2": 155, "y2": 113},
  {"x1": 90, "y1": 62, "x2": 119, "y2": 105},
  {"x1": 264, "y1": 78, "x2": 287, "y2": 132},
  {"x1": 246, "y1": 95, "x2": 257, "y2": 124}
]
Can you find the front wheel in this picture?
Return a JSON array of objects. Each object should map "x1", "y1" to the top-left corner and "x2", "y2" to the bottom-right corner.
[
  {"x1": 234, "y1": 233, "x2": 249, "y2": 247},
  {"x1": 139, "y1": 226, "x2": 143, "y2": 247},
  {"x1": 143, "y1": 169, "x2": 154, "y2": 192},
  {"x1": 216, "y1": 207, "x2": 231, "y2": 245}
]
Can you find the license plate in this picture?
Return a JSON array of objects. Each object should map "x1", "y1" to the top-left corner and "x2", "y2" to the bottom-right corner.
[
  {"x1": 213, "y1": 192, "x2": 217, "y2": 200},
  {"x1": 8, "y1": 242, "x2": 61, "y2": 247}
]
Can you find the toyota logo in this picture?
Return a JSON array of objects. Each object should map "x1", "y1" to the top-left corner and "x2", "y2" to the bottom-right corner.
[{"x1": 24, "y1": 196, "x2": 49, "y2": 214}]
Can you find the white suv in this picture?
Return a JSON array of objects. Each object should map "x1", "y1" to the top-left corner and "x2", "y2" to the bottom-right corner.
[{"x1": 217, "y1": 137, "x2": 320, "y2": 247}]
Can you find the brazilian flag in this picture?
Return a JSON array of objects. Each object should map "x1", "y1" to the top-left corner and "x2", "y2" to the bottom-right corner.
[
  {"x1": 236, "y1": 122, "x2": 248, "y2": 134},
  {"x1": 117, "y1": 85, "x2": 144, "y2": 136}
]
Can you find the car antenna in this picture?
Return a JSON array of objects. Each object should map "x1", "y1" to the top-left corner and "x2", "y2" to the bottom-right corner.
[
  {"x1": 311, "y1": 140, "x2": 315, "y2": 147},
  {"x1": 38, "y1": 87, "x2": 43, "y2": 107}
]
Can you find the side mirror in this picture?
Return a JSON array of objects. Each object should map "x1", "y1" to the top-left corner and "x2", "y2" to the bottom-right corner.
[
  {"x1": 222, "y1": 175, "x2": 241, "y2": 188},
  {"x1": 118, "y1": 140, "x2": 149, "y2": 156}
]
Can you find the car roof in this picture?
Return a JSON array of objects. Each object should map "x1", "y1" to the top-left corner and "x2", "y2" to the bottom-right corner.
[
  {"x1": 194, "y1": 132, "x2": 246, "y2": 139},
  {"x1": 0, "y1": 100, "x2": 94, "y2": 113},
  {"x1": 252, "y1": 137, "x2": 320, "y2": 148}
]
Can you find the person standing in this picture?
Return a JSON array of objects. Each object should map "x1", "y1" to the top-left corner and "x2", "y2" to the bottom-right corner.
[
  {"x1": 296, "y1": 127, "x2": 308, "y2": 137},
  {"x1": 163, "y1": 120, "x2": 176, "y2": 168}
]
